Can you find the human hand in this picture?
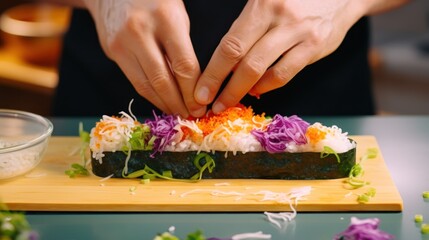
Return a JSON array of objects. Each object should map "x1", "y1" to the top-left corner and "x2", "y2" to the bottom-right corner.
[
  {"x1": 193, "y1": 0, "x2": 366, "y2": 115},
  {"x1": 83, "y1": 0, "x2": 204, "y2": 117}
]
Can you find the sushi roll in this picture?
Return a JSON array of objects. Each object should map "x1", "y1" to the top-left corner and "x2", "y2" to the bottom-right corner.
[{"x1": 89, "y1": 104, "x2": 356, "y2": 180}]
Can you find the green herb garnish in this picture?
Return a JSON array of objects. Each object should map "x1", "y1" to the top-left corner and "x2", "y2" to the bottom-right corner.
[
  {"x1": 346, "y1": 148, "x2": 378, "y2": 188},
  {"x1": 357, "y1": 187, "x2": 376, "y2": 203},
  {"x1": 65, "y1": 122, "x2": 90, "y2": 178},
  {"x1": 65, "y1": 163, "x2": 89, "y2": 178},
  {"x1": 123, "y1": 153, "x2": 216, "y2": 183},
  {"x1": 0, "y1": 204, "x2": 38, "y2": 240},
  {"x1": 153, "y1": 230, "x2": 205, "y2": 240},
  {"x1": 321, "y1": 146, "x2": 340, "y2": 163},
  {"x1": 423, "y1": 191, "x2": 429, "y2": 199},
  {"x1": 415, "y1": 214, "x2": 424, "y2": 223},
  {"x1": 190, "y1": 153, "x2": 216, "y2": 180},
  {"x1": 421, "y1": 224, "x2": 429, "y2": 234},
  {"x1": 154, "y1": 232, "x2": 180, "y2": 240},
  {"x1": 123, "y1": 125, "x2": 154, "y2": 151}
]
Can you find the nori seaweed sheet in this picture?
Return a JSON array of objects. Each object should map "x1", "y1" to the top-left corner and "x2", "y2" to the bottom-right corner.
[{"x1": 91, "y1": 142, "x2": 356, "y2": 180}]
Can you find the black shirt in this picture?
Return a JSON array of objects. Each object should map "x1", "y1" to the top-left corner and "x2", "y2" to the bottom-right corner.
[{"x1": 53, "y1": 1, "x2": 375, "y2": 117}]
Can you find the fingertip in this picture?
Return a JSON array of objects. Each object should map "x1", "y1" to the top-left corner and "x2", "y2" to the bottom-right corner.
[
  {"x1": 212, "y1": 102, "x2": 226, "y2": 114},
  {"x1": 190, "y1": 106, "x2": 207, "y2": 118},
  {"x1": 195, "y1": 86, "x2": 210, "y2": 104},
  {"x1": 173, "y1": 108, "x2": 189, "y2": 119}
]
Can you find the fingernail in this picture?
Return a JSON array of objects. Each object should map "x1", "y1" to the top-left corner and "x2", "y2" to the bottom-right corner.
[
  {"x1": 196, "y1": 86, "x2": 210, "y2": 104},
  {"x1": 212, "y1": 102, "x2": 226, "y2": 114}
]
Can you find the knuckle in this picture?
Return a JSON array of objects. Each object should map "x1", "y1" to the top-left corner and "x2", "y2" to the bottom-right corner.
[
  {"x1": 152, "y1": 2, "x2": 184, "y2": 24},
  {"x1": 241, "y1": 56, "x2": 266, "y2": 79},
  {"x1": 134, "y1": 82, "x2": 154, "y2": 98},
  {"x1": 305, "y1": 21, "x2": 331, "y2": 47},
  {"x1": 222, "y1": 91, "x2": 242, "y2": 107},
  {"x1": 125, "y1": 14, "x2": 151, "y2": 35},
  {"x1": 219, "y1": 35, "x2": 245, "y2": 61},
  {"x1": 149, "y1": 71, "x2": 171, "y2": 93},
  {"x1": 271, "y1": 65, "x2": 293, "y2": 87},
  {"x1": 204, "y1": 70, "x2": 225, "y2": 90},
  {"x1": 171, "y1": 57, "x2": 198, "y2": 80}
]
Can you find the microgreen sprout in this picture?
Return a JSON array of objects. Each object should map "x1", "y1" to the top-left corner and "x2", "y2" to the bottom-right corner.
[
  {"x1": 65, "y1": 122, "x2": 90, "y2": 178},
  {"x1": 65, "y1": 163, "x2": 89, "y2": 178},
  {"x1": 423, "y1": 191, "x2": 429, "y2": 199}
]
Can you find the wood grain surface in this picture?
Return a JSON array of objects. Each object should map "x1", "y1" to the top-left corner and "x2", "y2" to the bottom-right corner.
[{"x1": 0, "y1": 136, "x2": 403, "y2": 212}]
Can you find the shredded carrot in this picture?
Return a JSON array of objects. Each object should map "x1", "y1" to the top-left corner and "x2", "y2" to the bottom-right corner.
[{"x1": 196, "y1": 105, "x2": 263, "y2": 136}]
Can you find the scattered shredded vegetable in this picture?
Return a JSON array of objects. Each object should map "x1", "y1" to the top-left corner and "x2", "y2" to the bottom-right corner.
[
  {"x1": 153, "y1": 229, "x2": 271, "y2": 240},
  {"x1": 421, "y1": 224, "x2": 429, "y2": 234},
  {"x1": 346, "y1": 148, "x2": 378, "y2": 188},
  {"x1": 415, "y1": 214, "x2": 424, "y2": 223},
  {"x1": 357, "y1": 187, "x2": 377, "y2": 203},
  {"x1": 333, "y1": 217, "x2": 394, "y2": 240}
]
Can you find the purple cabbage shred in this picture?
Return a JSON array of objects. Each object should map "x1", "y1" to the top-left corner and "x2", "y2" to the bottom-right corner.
[
  {"x1": 145, "y1": 111, "x2": 178, "y2": 157},
  {"x1": 333, "y1": 217, "x2": 394, "y2": 240},
  {"x1": 251, "y1": 114, "x2": 310, "y2": 153}
]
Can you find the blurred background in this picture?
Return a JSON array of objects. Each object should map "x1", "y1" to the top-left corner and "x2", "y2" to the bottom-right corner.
[{"x1": 0, "y1": 0, "x2": 428, "y2": 116}]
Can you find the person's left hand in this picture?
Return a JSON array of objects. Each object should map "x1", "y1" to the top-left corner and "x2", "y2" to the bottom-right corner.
[{"x1": 192, "y1": 0, "x2": 366, "y2": 115}]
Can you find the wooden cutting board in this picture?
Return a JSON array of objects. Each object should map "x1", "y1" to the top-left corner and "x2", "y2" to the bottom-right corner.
[{"x1": 0, "y1": 136, "x2": 403, "y2": 212}]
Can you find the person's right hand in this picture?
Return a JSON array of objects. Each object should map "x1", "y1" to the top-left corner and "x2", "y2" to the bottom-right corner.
[{"x1": 83, "y1": 0, "x2": 204, "y2": 117}]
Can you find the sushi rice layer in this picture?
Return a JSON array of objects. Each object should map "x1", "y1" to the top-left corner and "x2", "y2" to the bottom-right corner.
[{"x1": 89, "y1": 105, "x2": 355, "y2": 162}]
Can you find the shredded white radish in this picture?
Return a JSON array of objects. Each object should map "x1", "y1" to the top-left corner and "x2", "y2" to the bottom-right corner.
[
  {"x1": 179, "y1": 189, "x2": 245, "y2": 198},
  {"x1": 231, "y1": 231, "x2": 271, "y2": 239},
  {"x1": 257, "y1": 186, "x2": 312, "y2": 228},
  {"x1": 168, "y1": 225, "x2": 175, "y2": 233},
  {"x1": 210, "y1": 190, "x2": 245, "y2": 197},
  {"x1": 180, "y1": 186, "x2": 311, "y2": 201},
  {"x1": 264, "y1": 211, "x2": 297, "y2": 228},
  {"x1": 25, "y1": 172, "x2": 47, "y2": 178},
  {"x1": 214, "y1": 182, "x2": 231, "y2": 186},
  {"x1": 89, "y1": 112, "x2": 137, "y2": 162},
  {"x1": 99, "y1": 173, "x2": 114, "y2": 182}
]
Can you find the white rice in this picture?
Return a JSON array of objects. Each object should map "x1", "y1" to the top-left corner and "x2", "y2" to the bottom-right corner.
[{"x1": 0, "y1": 141, "x2": 44, "y2": 179}]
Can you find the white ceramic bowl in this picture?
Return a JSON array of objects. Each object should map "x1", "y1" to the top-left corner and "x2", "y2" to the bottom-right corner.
[{"x1": 0, "y1": 110, "x2": 53, "y2": 180}]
